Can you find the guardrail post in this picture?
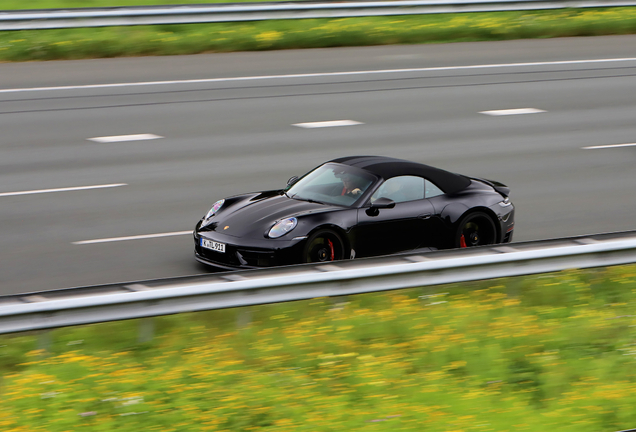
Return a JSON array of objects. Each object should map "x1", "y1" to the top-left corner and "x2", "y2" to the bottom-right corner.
[
  {"x1": 237, "y1": 307, "x2": 252, "y2": 328},
  {"x1": 506, "y1": 278, "x2": 521, "y2": 299},
  {"x1": 330, "y1": 296, "x2": 349, "y2": 310},
  {"x1": 37, "y1": 330, "x2": 51, "y2": 356},
  {"x1": 138, "y1": 317, "x2": 155, "y2": 343}
]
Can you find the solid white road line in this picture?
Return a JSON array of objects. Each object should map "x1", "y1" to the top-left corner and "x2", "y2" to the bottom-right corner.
[
  {"x1": 480, "y1": 108, "x2": 546, "y2": 116},
  {"x1": 293, "y1": 120, "x2": 363, "y2": 128},
  {"x1": 582, "y1": 143, "x2": 636, "y2": 149},
  {"x1": 73, "y1": 231, "x2": 193, "y2": 245},
  {"x1": 0, "y1": 183, "x2": 127, "y2": 197},
  {"x1": 88, "y1": 134, "x2": 163, "y2": 143},
  {"x1": 2, "y1": 57, "x2": 636, "y2": 94}
]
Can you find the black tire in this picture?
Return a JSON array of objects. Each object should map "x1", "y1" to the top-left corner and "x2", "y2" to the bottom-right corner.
[
  {"x1": 303, "y1": 229, "x2": 345, "y2": 263},
  {"x1": 454, "y1": 211, "x2": 497, "y2": 248}
]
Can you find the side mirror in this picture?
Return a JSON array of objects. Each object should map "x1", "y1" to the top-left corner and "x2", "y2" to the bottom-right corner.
[
  {"x1": 287, "y1": 176, "x2": 299, "y2": 186},
  {"x1": 370, "y1": 197, "x2": 396, "y2": 209}
]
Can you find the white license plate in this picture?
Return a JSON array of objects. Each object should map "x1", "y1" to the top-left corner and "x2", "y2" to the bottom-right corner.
[{"x1": 200, "y1": 238, "x2": 226, "y2": 253}]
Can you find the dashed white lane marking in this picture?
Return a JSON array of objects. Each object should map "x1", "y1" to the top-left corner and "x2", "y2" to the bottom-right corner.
[
  {"x1": 88, "y1": 134, "x2": 163, "y2": 143},
  {"x1": 293, "y1": 120, "x2": 363, "y2": 128},
  {"x1": 582, "y1": 143, "x2": 636, "y2": 149},
  {"x1": 0, "y1": 183, "x2": 126, "y2": 197},
  {"x1": 1, "y1": 57, "x2": 636, "y2": 94},
  {"x1": 73, "y1": 230, "x2": 193, "y2": 245},
  {"x1": 480, "y1": 108, "x2": 546, "y2": 116}
]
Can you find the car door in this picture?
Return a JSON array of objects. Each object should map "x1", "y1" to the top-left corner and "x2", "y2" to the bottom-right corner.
[{"x1": 353, "y1": 176, "x2": 435, "y2": 257}]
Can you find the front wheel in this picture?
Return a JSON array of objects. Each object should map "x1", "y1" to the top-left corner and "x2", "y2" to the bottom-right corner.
[
  {"x1": 303, "y1": 230, "x2": 345, "y2": 263},
  {"x1": 454, "y1": 212, "x2": 497, "y2": 248}
]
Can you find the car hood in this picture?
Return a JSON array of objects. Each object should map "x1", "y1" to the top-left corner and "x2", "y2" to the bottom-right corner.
[{"x1": 204, "y1": 192, "x2": 343, "y2": 239}]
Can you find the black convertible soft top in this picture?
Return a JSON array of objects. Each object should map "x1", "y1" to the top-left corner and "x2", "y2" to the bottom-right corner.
[{"x1": 329, "y1": 156, "x2": 471, "y2": 195}]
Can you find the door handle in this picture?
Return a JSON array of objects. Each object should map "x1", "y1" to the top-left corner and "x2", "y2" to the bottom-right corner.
[{"x1": 418, "y1": 213, "x2": 432, "y2": 220}]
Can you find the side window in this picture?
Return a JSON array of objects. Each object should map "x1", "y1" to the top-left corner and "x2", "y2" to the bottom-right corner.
[
  {"x1": 371, "y1": 176, "x2": 425, "y2": 204},
  {"x1": 425, "y1": 180, "x2": 444, "y2": 198}
]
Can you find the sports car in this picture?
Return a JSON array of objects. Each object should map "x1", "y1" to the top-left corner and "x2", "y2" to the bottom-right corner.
[{"x1": 194, "y1": 156, "x2": 514, "y2": 269}]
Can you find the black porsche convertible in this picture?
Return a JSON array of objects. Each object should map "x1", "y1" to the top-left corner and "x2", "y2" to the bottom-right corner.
[{"x1": 194, "y1": 156, "x2": 514, "y2": 269}]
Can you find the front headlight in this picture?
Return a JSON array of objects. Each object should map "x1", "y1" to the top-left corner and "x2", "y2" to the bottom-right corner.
[
  {"x1": 498, "y1": 197, "x2": 511, "y2": 207},
  {"x1": 201, "y1": 199, "x2": 225, "y2": 227},
  {"x1": 268, "y1": 217, "x2": 297, "y2": 238}
]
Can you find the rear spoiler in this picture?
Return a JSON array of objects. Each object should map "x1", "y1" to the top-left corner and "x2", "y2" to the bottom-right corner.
[{"x1": 472, "y1": 177, "x2": 510, "y2": 198}]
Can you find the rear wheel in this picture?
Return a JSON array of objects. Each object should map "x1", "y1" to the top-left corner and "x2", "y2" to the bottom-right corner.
[
  {"x1": 303, "y1": 230, "x2": 345, "y2": 263},
  {"x1": 454, "y1": 212, "x2": 497, "y2": 248}
]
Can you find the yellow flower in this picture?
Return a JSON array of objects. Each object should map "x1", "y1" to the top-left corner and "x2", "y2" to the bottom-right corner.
[{"x1": 255, "y1": 31, "x2": 283, "y2": 42}]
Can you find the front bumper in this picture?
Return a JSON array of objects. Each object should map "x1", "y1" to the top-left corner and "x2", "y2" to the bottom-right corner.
[
  {"x1": 492, "y1": 202, "x2": 515, "y2": 244},
  {"x1": 193, "y1": 227, "x2": 306, "y2": 270}
]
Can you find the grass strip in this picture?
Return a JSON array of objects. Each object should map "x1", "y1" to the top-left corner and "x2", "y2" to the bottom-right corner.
[
  {"x1": 2, "y1": 264, "x2": 636, "y2": 431},
  {"x1": 1, "y1": 8, "x2": 636, "y2": 62}
]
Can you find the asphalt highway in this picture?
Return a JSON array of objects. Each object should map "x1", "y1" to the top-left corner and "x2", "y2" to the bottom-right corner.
[{"x1": 1, "y1": 35, "x2": 636, "y2": 295}]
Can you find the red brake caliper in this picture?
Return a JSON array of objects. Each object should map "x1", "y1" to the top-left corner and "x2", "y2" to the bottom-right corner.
[
  {"x1": 327, "y1": 239, "x2": 335, "y2": 261},
  {"x1": 460, "y1": 234, "x2": 467, "y2": 248}
]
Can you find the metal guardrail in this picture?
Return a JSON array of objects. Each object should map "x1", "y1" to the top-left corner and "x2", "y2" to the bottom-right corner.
[
  {"x1": 1, "y1": 0, "x2": 635, "y2": 30},
  {"x1": 2, "y1": 230, "x2": 636, "y2": 335}
]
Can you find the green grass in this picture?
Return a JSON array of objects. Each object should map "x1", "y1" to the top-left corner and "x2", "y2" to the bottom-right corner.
[
  {"x1": 2, "y1": 265, "x2": 636, "y2": 431},
  {"x1": 0, "y1": 8, "x2": 635, "y2": 62}
]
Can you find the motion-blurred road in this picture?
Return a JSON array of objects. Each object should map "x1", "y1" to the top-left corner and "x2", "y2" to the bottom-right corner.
[{"x1": 1, "y1": 35, "x2": 635, "y2": 295}]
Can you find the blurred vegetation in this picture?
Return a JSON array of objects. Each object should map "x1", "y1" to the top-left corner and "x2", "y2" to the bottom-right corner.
[
  {"x1": 0, "y1": 8, "x2": 635, "y2": 61},
  {"x1": 2, "y1": 264, "x2": 636, "y2": 431}
]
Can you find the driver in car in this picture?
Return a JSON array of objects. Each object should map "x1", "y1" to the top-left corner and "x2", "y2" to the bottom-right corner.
[{"x1": 340, "y1": 174, "x2": 364, "y2": 197}]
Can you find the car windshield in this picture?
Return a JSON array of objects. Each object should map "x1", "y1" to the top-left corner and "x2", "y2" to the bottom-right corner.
[{"x1": 286, "y1": 163, "x2": 377, "y2": 207}]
